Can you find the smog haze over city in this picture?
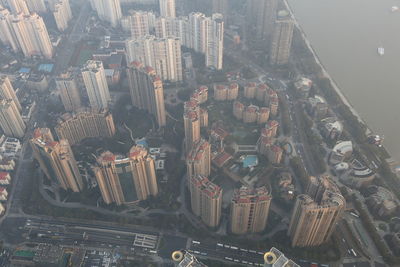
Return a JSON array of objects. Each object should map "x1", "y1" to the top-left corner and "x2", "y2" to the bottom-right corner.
[{"x1": 0, "y1": 0, "x2": 398, "y2": 266}]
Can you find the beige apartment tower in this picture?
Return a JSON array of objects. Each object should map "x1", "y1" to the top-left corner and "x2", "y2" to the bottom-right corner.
[
  {"x1": 269, "y1": 10, "x2": 294, "y2": 66},
  {"x1": 127, "y1": 62, "x2": 166, "y2": 127},
  {"x1": 55, "y1": 108, "x2": 115, "y2": 145},
  {"x1": 53, "y1": 0, "x2": 72, "y2": 32},
  {"x1": 190, "y1": 174, "x2": 222, "y2": 227},
  {"x1": 0, "y1": 99, "x2": 25, "y2": 138},
  {"x1": 93, "y1": 146, "x2": 158, "y2": 205},
  {"x1": 186, "y1": 139, "x2": 210, "y2": 179},
  {"x1": 126, "y1": 35, "x2": 183, "y2": 82},
  {"x1": 159, "y1": 0, "x2": 175, "y2": 18},
  {"x1": 0, "y1": 76, "x2": 21, "y2": 111},
  {"x1": 0, "y1": 6, "x2": 19, "y2": 52},
  {"x1": 247, "y1": 0, "x2": 278, "y2": 42},
  {"x1": 11, "y1": 13, "x2": 53, "y2": 59},
  {"x1": 230, "y1": 186, "x2": 272, "y2": 234},
  {"x1": 288, "y1": 175, "x2": 346, "y2": 247},
  {"x1": 90, "y1": 0, "x2": 122, "y2": 27},
  {"x1": 30, "y1": 128, "x2": 84, "y2": 192},
  {"x1": 81, "y1": 60, "x2": 111, "y2": 109},
  {"x1": 183, "y1": 110, "x2": 200, "y2": 154},
  {"x1": 56, "y1": 70, "x2": 82, "y2": 112}
]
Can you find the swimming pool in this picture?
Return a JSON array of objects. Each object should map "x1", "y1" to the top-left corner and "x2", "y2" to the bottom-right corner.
[{"x1": 241, "y1": 155, "x2": 258, "y2": 168}]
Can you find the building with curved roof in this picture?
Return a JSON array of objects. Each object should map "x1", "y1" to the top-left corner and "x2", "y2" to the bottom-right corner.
[{"x1": 55, "y1": 108, "x2": 115, "y2": 145}]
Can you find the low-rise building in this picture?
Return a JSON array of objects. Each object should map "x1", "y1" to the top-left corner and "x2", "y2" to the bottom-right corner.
[
  {"x1": 0, "y1": 136, "x2": 21, "y2": 157},
  {"x1": 294, "y1": 77, "x2": 312, "y2": 98},
  {"x1": 0, "y1": 172, "x2": 10, "y2": 185},
  {"x1": 0, "y1": 187, "x2": 8, "y2": 201},
  {"x1": 307, "y1": 95, "x2": 328, "y2": 119},
  {"x1": 0, "y1": 156, "x2": 15, "y2": 171},
  {"x1": 0, "y1": 203, "x2": 4, "y2": 215}
]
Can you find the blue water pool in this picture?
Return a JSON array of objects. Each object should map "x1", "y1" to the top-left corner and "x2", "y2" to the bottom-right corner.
[{"x1": 241, "y1": 155, "x2": 258, "y2": 168}]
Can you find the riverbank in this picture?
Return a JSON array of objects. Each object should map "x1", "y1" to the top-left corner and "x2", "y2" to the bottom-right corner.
[{"x1": 283, "y1": 0, "x2": 370, "y2": 134}]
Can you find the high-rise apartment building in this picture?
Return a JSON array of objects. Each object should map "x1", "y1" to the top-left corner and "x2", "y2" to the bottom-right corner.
[
  {"x1": 230, "y1": 186, "x2": 272, "y2": 234},
  {"x1": 206, "y1": 13, "x2": 223, "y2": 70},
  {"x1": 183, "y1": 109, "x2": 200, "y2": 154},
  {"x1": 10, "y1": 13, "x2": 53, "y2": 59},
  {"x1": 55, "y1": 70, "x2": 82, "y2": 112},
  {"x1": 0, "y1": 6, "x2": 19, "y2": 52},
  {"x1": 0, "y1": 99, "x2": 25, "y2": 138},
  {"x1": 159, "y1": 0, "x2": 175, "y2": 18},
  {"x1": 81, "y1": 60, "x2": 111, "y2": 109},
  {"x1": 188, "y1": 12, "x2": 224, "y2": 70},
  {"x1": 153, "y1": 13, "x2": 224, "y2": 70},
  {"x1": 269, "y1": 10, "x2": 294, "y2": 66},
  {"x1": 6, "y1": 0, "x2": 29, "y2": 14},
  {"x1": 288, "y1": 175, "x2": 345, "y2": 247},
  {"x1": 247, "y1": 0, "x2": 277, "y2": 42},
  {"x1": 93, "y1": 145, "x2": 158, "y2": 205},
  {"x1": 186, "y1": 139, "x2": 210, "y2": 179},
  {"x1": 55, "y1": 108, "x2": 115, "y2": 145},
  {"x1": 31, "y1": 128, "x2": 84, "y2": 192},
  {"x1": 90, "y1": 0, "x2": 122, "y2": 27},
  {"x1": 126, "y1": 35, "x2": 183, "y2": 82},
  {"x1": 25, "y1": 0, "x2": 46, "y2": 13},
  {"x1": 53, "y1": 0, "x2": 72, "y2": 32},
  {"x1": 155, "y1": 15, "x2": 189, "y2": 44},
  {"x1": 127, "y1": 62, "x2": 166, "y2": 127},
  {"x1": 127, "y1": 10, "x2": 151, "y2": 39},
  {"x1": 0, "y1": 76, "x2": 21, "y2": 111},
  {"x1": 190, "y1": 174, "x2": 222, "y2": 227}
]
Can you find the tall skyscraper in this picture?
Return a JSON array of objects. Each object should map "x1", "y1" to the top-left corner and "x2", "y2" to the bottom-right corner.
[
  {"x1": 52, "y1": 0, "x2": 72, "y2": 32},
  {"x1": 159, "y1": 0, "x2": 175, "y2": 18},
  {"x1": 81, "y1": 60, "x2": 111, "y2": 109},
  {"x1": 55, "y1": 108, "x2": 116, "y2": 145},
  {"x1": 186, "y1": 139, "x2": 210, "y2": 179},
  {"x1": 0, "y1": 76, "x2": 21, "y2": 111},
  {"x1": 25, "y1": 0, "x2": 46, "y2": 13},
  {"x1": 230, "y1": 186, "x2": 272, "y2": 234},
  {"x1": 55, "y1": 70, "x2": 82, "y2": 112},
  {"x1": 0, "y1": 99, "x2": 25, "y2": 138},
  {"x1": 183, "y1": 109, "x2": 200, "y2": 154},
  {"x1": 288, "y1": 175, "x2": 345, "y2": 247},
  {"x1": 188, "y1": 12, "x2": 224, "y2": 70},
  {"x1": 0, "y1": 5, "x2": 19, "y2": 52},
  {"x1": 93, "y1": 145, "x2": 158, "y2": 205},
  {"x1": 127, "y1": 62, "x2": 166, "y2": 127},
  {"x1": 190, "y1": 174, "x2": 222, "y2": 227},
  {"x1": 6, "y1": 0, "x2": 29, "y2": 15},
  {"x1": 269, "y1": 10, "x2": 294, "y2": 66},
  {"x1": 206, "y1": 13, "x2": 224, "y2": 70},
  {"x1": 126, "y1": 35, "x2": 183, "y2": 82},
  {"x1": 10, "y1": 13, "x2": 53, "y2": 59},
  {"x1": 127, "y1": 11, "x2": 152, "y2": 39},
  {"x1": 90, "y1": 0, "x2": 122, "y2": 27},
  {"x1": 31, "y1": 128, "x2": 84, "y2": 192},
  {"x1": 247, "y1": 0, "x2": 278, "y2": 42}
]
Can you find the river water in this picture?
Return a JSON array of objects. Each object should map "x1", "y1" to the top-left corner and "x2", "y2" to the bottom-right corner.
[{"x1": 288, "y1": 0, "x2": 400, "y2": 161}]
